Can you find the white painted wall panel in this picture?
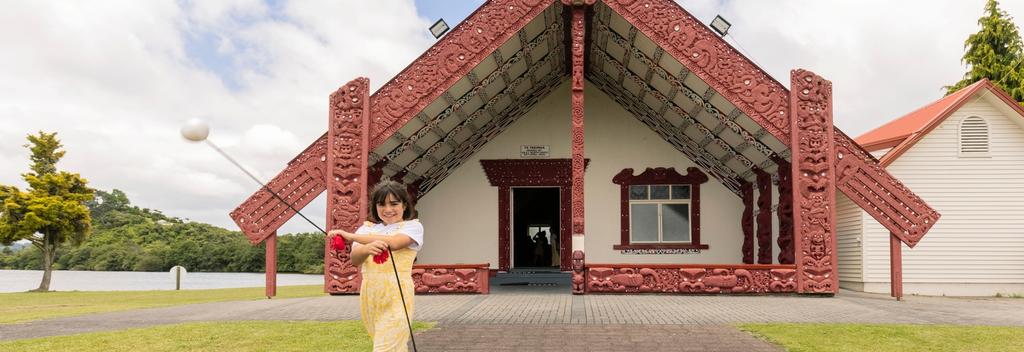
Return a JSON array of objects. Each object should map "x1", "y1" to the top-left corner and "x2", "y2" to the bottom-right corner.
[
  {"x1": 860, "y1": 94, "x2": 1024, "y2": 295},
  {"x1": 416, "y1": 81, "x2": 745, "y2": 268},
  {"x1": 836, "y1": 192, "x2": 864, "y2": 284}
]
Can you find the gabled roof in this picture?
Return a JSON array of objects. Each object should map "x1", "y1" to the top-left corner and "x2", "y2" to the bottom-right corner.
[{"x1": 856, "y1": 79, "x2": 1024, "y2": 166}]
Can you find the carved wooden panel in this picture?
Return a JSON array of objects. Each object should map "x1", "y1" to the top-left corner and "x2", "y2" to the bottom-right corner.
[
  {"x1": 412, "y1": 264, "x2": 490, "y2": 294},
  {"x1": 755, "y1": 168, "x2": 773, "y2": 264},
  {"x1": 570, "y1": 6, "x2": 586, "y2": 237},
  {"x1": 789, "y1": 69, "x2": 837, "y2": 294},
  {"x1": 741, "y1": 182, "x2": 754, "y2": 264},
  {"x1": 324, "y1": 78, "x2": 370, "y2": 294},
  {"x1": 776, "y1": 160, "x2": 794, "y2": 264},
  {"x1": 230, "y1": 137, "x2": 328, "y2": 244},
  {"x1": 585, "y1": 264, "x2": 796, "y2": 293},
  {"x1": 834, "y1": 131, "x2": 941, "y2": 247}
]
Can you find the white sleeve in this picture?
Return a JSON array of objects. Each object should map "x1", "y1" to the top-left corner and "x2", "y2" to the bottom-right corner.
[
  {"x1": 351, "y1": 223, "x2": 372, "y2": 249},
  {"x1": 401, "y1": 220, "x2": 424, "y2": 251}
]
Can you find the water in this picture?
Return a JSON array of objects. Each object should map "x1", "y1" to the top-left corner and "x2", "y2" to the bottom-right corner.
[{"x1": 0, "y1": 270, "x2": 324, "y2": 293}]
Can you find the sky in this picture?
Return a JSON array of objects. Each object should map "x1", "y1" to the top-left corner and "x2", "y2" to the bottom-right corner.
[{"x1": 2, "y1": 0, "x2": 1022, "y2": 235}]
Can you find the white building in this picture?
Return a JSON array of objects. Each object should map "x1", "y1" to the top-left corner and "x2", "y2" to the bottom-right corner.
[{"x1": 839, "y1": 79, "x2": 1024, "y2": 296}]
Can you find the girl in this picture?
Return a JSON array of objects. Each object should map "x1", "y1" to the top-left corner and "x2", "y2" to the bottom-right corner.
[{"x1": 330, "y1": 180, "x2": 423, "y2": 352}]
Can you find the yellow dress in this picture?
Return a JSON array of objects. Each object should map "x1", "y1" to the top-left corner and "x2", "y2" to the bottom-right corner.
[{"x1": 359, "y1": 221, "x2": 417, "y2": 352}]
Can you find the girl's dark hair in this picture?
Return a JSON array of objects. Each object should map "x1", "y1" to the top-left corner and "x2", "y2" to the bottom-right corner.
[{"x1": 368, "y1": 179, "x2": 417, "y2": 223}]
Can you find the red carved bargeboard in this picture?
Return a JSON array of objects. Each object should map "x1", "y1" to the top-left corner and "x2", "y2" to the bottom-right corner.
[
  {"x1": 601, "y1": 0, "x2": 939, "y2": 245},
  {"x1": 412, "y1": 264, "x2": 490, "y2": 294},
  {"x1": 586, "y1": 264, "x2": 796, "y2": 293}
]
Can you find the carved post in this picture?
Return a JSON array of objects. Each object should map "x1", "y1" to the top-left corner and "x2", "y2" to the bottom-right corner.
[
  {"x1": 890, "y1": 232, "x2": 903, "y2": 300},
  {"x1": 741, "y1": 181, "x2": 754, "y2": 264},
  {"x1": 568, "y1": 3, "x2": 587, "y2": 294},
  {"x1": 755, "y1": 169, "x2": 773, "y2": 264},
  {"x1": 789, "y1": 69, "x2": 838, "y2": 294},
  {"x1": 776, "y1": 160, "x2": 794, "y2": 264},
  {"x1": 499, "y1": 186, "x2": 511, "y2": 272},
  {"x1": 265, "y1": 232, "x2": 277, "y2": 298},
  {"x1": 325, "y1": 77, "x2": 370, "y2": 294}
]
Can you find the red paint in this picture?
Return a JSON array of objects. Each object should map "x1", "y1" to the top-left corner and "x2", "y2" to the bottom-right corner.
[
  {"x1": 585, "y1": 263, "x2": 797, "y2": 294},
  {"x1": 789, "y1": 69, "x2": 838, "y2": 294},
  {"x1": 741, "y1": 181, "x2": 754, "y2": 264},
  {"x1": 611, "y1": 167, "x2": 708, "y2": 250},
  {"x1": 325, "y1": 78, "x2": 371, "y2": 294},
  {"x1": 572, "y1": 250, "x2": 585, "y2": 294},
  {"x1": 890, "y1": 233, "x2": 903, "y2": 301},
  {"x1": 775, "y1": 160, "x2": 795, "y2": 264},
  {"x1": 412, "y1": 264, "x2": 491, "y2": 294},
  {"x1": 754, "y1": 168, "x2": 773, "y2": 264},
  {"x1": 266, "y1": 232, "x2": 277, "y2": 298},
  {"x1": 570, "y1": 6, "x2": 586, "y2": 239}
]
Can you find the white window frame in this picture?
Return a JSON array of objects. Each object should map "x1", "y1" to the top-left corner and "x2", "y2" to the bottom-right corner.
[{"x1": 628, "y1": 184, "x2": 692, "y2": 244}]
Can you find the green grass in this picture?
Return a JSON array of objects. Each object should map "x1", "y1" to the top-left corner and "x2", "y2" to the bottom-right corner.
[
  {"x1": 0, "y1": 285, "x2": 325, "y2": 324},
  {"x1": 740, "y1": 323, "x2": 1024, "y2": 352},
  {"x1": 0, "y1": 321, "x2": 433, "y2": 352}
]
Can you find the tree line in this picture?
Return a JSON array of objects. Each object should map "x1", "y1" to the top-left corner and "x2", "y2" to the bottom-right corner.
[{"x1": 0, "y1": 189, "x2": 327, "y2": 274}]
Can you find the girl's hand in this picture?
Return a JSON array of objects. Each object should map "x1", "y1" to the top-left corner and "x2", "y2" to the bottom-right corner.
[
  {"x1": 328, "y1": 229, "x2": 354, "y2": 240},
  {"x1": 363, "y1": 240, "x2": 389, "y2": 255}
]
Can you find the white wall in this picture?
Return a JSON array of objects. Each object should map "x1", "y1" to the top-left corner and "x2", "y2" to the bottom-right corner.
[
  {"x1": 416, "y1": 81, "x2": 745, "y2": 268},
  {"x1": 858, "y1": 93, "x2": 1024, "y2": 296},
  {"x1": 836, "y1": 192, "x2": 864, "y2": 287}
]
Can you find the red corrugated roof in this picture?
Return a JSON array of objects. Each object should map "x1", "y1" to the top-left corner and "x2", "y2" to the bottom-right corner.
[
  {"x1": 855, "y1": 79, "x2": 1024, "y2": 166},
  {"x1": 855, "y1": 80, "x2": 986, "y2": 151}
]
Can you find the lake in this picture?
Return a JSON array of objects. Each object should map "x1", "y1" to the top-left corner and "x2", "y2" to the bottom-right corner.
[{"x1": 0, "y1": 270, "x2": 324, "y2": 293}]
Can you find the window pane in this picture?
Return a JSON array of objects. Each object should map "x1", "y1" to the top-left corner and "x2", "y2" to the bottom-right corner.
[
  {"x1": 672, "y1": 185, "x2": 691, "y2": 199},
  {"x1": 629, "y1": 185, "x2": 648, "y2": 200},
  {"x1": 630, "y1": 204, "x2": 658, "y2": 242},
  {"x1": 650, "y1": 185, "x2": 670, "y2": 200},
  {"x1": 662, "y1": 203, "x2": 691, "y2": 242}
]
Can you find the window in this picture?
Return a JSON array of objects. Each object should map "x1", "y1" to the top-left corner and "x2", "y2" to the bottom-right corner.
[
  {"x1": 612, "y1": 167, "x2": 709, "y2": 250},
  {"x1": 628, "y1": 185, "x2": 691, "y2": 243},
  {"x1": 959, "y1": 116, "x2": 990, "y2": 156}
]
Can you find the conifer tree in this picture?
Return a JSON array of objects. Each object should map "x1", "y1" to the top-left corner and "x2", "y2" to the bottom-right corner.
[
  {"x1": 946, "y1": 0, "x2": 1024, "y2": 105},
  {"x1": 0, "y1": 132, "x2": 94, "y2": 291}
]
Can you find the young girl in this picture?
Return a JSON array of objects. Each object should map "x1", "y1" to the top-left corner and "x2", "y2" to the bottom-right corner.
[{"x1": 329, "y1": 180, "x2": 423, "y2": 352}]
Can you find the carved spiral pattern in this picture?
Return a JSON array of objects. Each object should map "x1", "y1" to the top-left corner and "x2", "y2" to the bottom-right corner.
[
  {"x1": 586, "y1": 265, "x2": 796, "y2": 293},
  {"x1": 755, "y1": 169, "x2": 773, "y2": 264},
  {"x1": 570, "y1": 7, "x2": 587, "y2": 236},
  {"x1": 790, "y1": 69, "x2": 837, "y2": 294},
  {"x1": 412, "y1": 267, "x2": 488, "y2": 293},
  {"x1": 741, "y1": 182, "x2": 754, "y2": 264},
  {"x1": 325, "y1": 78, "x2": 370, "y2": 294},
  {"x1": 776, "y1": 161, "x2": 795, "y2": 264}
]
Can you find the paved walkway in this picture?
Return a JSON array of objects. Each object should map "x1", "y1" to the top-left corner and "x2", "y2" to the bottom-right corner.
[{"x1": 3, "y1": 286, "x2": 1023, "y2": 350}]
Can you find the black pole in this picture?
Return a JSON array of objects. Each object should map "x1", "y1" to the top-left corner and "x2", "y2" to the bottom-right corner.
[
  {"x1": 204, "y1": 139, "x2": 417, "y2": 351},
  {"x1": 387, "y1": 247, "x2": 418, "y2": 351}
]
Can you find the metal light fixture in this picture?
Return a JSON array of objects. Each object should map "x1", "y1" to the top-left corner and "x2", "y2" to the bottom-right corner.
[
  {"x1": 710, "y1": 15, "x2": 731, "y2": 36},
  {"x1": 430, "y1": 19, "x2": 450, "y2": 39}
]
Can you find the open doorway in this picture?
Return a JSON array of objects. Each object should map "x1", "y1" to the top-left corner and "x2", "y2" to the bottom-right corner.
[{"x1": 512, "y1": 187, "x2": 561, "y2": 269}]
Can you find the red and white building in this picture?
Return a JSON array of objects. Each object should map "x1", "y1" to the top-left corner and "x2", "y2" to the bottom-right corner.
[
  {"x1": 229, "y1": 0, "x2": 940, "y2": 298},
  {"x1": 840, "y1": 79, "x2": 1024, "y2": 296}
]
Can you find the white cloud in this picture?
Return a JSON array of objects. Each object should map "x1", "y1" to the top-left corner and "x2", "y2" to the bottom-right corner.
[{"x1": 2, "y1": 0, "x2": 1023, "y2": 234}]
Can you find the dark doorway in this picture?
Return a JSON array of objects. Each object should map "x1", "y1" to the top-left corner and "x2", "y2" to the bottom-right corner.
[{"x1": 512, "y1": 187, "x2": 561, "y2": 268}]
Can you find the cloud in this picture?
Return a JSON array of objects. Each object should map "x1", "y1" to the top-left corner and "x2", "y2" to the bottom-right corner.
[{"x1": 2, "y1": 0, "x2": 1023, "y2": 235}]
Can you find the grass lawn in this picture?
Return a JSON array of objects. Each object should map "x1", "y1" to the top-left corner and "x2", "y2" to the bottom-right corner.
[
  {"x1": 740, "y1": 323, "x2": 1024, "y2": 352},
  {"x1": 0, "y1": 285, "x2": 325, "y2": 324},
  {"x1": 0, "y1": 320, "x2": 433, "y2": 352}
]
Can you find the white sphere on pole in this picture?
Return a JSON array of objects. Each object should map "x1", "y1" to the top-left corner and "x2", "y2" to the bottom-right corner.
[{"x1": 181, "y1": 118, "x2": 210, "y2": 142}]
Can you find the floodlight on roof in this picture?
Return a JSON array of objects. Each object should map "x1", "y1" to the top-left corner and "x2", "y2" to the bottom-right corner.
[
  {"x1": 430, "y1": 19, "x2": 450, "y2": 39},
  {"x1": 710, "y1": 15, "x2": 731, "y2": 36}
]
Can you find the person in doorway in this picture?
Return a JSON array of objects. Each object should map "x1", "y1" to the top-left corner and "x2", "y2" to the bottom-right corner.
[
  {"x1": 533, "y1": 230, "x2": 549, "y2": 267},
  {"x1": 330, "y1": 180, "x2": 423, "y2": 352}
]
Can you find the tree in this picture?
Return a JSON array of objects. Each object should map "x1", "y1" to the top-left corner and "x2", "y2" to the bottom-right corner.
[
  {"x1": 946, "y1": 0, "x2": 1024, "y2": 105},
  {"x1": 0, "y1": 132, "x2": 94, "y2": 291}
]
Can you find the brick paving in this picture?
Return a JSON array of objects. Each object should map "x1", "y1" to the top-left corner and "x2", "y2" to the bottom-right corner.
[{"x1": 2, "y1": 286, "x2": 1023, "y2": 350}]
